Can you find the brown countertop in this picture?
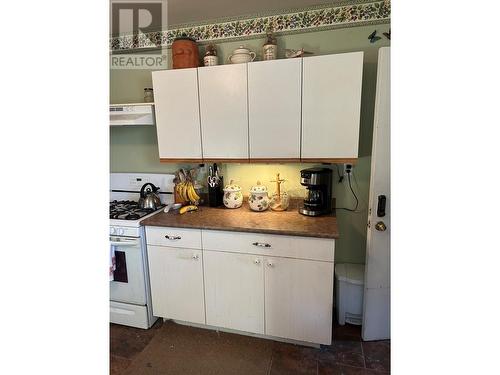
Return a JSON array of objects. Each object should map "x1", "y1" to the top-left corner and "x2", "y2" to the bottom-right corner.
[{"x1": 141, "y1": 201, "x2": 339, "y2": 239}]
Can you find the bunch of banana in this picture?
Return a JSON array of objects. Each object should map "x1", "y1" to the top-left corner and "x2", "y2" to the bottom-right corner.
[{"x1": 175, "y1": 180, "x2": 200, "y2": 204}]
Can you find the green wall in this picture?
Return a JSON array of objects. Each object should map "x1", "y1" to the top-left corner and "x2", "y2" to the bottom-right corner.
[{"x1": 110, "y1": 23, "x2": 390, "y2": 264}]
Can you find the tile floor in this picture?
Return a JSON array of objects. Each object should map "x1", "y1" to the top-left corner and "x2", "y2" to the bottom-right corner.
[{"x1": 110, "y1": 319, "x2": 390, "y2": 375}]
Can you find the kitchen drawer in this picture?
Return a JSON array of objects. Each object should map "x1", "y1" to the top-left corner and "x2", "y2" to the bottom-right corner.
[
  {"x1": 110, "y1": 301, "x2": 150, "y2": 329},
  {"x1": 202, "y1": 230, "x2": 334, "y2": 262},
  {"x1": 146, "y1": 226, "x2": 202, "y2": 249}
]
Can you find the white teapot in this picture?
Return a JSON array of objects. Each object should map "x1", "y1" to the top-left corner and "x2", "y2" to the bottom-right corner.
[{"x1": 227, "y1": 46, "x2": 256, "y2": 64}]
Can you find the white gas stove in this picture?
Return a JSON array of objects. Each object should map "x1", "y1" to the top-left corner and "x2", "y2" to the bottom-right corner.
[{"x1": 109, "y1": 173, "x2": 174, "y2": 329}]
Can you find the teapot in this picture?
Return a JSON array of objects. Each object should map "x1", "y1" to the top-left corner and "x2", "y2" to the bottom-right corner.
[
  {"x1": 227, "y1": 46, "x2": 256, "y2": 64},
  {"x1": 138, "y1": 183, "x2": 162, "y2": 210}
]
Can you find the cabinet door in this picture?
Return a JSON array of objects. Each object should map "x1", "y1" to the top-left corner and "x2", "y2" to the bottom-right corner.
[
  {"x1": 151, "y1": 68, "x2": 203, "y2": 161},
  {"x1": 264, "y1": 257, "x2": 334, "y2": 345},
  {"x1": 147, "y1": 245, "x2": 205, "y2": 324},
  {"x1": 198, "y1": 64, "x2": 248, "y2": 159},
  {"x1": 302, "y1": 52, "x2": 363, "y2": 160},
  {"x1": 204, "y1": 251, "x2": 264, "y2": 334},
  {"x1": 248, "y1": 59, "x2": 301, "y2": 160}
]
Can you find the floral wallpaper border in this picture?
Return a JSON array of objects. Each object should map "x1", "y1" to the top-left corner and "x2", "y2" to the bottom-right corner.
[{"x1": 110, "y1": 0, "x2": 390, "y2": 52}]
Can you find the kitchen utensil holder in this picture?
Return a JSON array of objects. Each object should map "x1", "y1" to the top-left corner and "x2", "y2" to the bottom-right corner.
[{"x1": 208, "y1": 176, "x2": 224, "y2": 207}]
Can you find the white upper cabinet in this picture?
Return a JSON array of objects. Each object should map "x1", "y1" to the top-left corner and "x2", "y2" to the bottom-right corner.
[
  {"x1": 248, "y1": 59, "x2": 302, "y2": 160},
  {"x1": 301, "y1": 52, "x2": 364, "y2": 160},
  {"x1": 151, "y1": 52, "x2": 364, "y2": 162},
  {"x1": 152, "y1": 68, "x2": 202, "y2": 160},
  {"x1": 198, "y1": 64, "x2": 249, "y2": 160}
]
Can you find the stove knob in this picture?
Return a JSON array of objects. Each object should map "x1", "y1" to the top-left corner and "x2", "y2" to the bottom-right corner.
[
  {"x1": 118, "y1": 228, "x2": 125, "y2": 236},
  {"x1": 110, "y1": 227, "x2": 116, "y2": 235}
]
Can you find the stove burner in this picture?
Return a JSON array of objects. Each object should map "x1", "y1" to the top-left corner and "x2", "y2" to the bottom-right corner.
[
  {"x1": 109, "y1": 200, "x2": 164, "y2": 220},
  {"x1": 125, "y1": 213, "x2": 140, "y2": 220}
]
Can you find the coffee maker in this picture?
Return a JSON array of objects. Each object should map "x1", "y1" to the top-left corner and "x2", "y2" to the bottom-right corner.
[{"x1": 299, "y1": 168, "x2": 333, "y2": 216}]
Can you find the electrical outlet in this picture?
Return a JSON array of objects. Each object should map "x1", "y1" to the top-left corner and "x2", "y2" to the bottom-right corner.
[{"x1": 343, "y1": 163, "x2": 353, "y2": 175}]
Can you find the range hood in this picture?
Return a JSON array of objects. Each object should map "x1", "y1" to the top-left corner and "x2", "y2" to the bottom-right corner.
[{"x1": 110, "y1": 103, "x2": 155, "y2": 126}]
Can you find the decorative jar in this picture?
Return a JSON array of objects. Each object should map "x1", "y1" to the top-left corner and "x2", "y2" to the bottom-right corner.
[
  {"x1": 144, "y1": 88, "x2": 154, "y2": 102},
  {"x1": 262, "y1": 31, "x2": 277, "y2": 60},
  {"x1": 223, "y1": 180, "x2": 243, "y2": 209}
]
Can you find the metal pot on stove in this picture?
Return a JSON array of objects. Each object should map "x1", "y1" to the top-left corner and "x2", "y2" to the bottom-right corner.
[{"x1": 138, "y1": 183, "x2": 161, "y2": 210}]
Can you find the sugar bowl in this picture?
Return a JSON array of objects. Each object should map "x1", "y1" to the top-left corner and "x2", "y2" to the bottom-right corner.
[
  {"x1": 223, "y1": 180, "x2": 243, "y2": 209},
  {"x1": 227, "y1": 46, "x2": 256, "y2": 64}
]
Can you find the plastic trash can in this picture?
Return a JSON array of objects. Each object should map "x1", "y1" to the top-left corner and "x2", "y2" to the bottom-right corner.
[{"x1": 335, "y1": 263, "x2": 365, "y2": 325}]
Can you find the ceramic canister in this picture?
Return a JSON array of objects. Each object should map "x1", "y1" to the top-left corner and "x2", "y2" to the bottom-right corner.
[
  {"x1": 248, "y1": 181, "x2": 270, "y2": 211},
  {"x1": 223, "y1": 180, "x2": 243, "y2": 209},
  {"x1": 172, "y1": 37, "x2": 199, "y2": 69}
]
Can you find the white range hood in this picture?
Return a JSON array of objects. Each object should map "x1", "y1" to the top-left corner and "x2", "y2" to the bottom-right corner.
[{"x1": 110, "y1": 103, "x2": 155, "y2": 126}]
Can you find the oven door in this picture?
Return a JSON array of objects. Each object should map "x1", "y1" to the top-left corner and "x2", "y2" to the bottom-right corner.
[{"x1": 110, "y1": 236, "x2": 147, "y2": 306}]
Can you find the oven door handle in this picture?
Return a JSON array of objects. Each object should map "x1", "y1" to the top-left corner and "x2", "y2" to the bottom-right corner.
[{"x1": 109, "y1": 238, "x2": 140, "y2": 247}]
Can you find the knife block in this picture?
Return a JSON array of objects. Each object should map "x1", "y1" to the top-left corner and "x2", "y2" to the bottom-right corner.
[{"x1": 208, "y1": 176, "x2": 224, "y2": 207}]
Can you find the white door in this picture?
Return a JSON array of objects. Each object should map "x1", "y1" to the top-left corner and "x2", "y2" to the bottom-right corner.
[
  {"x1": 147, "y1": 245, "x2": 205, "y2": 324},
  {"x1": 362, "y1": 47, "x2": 390, "y2": 341},
  {"x1": 248, "y1": 59, "x2": 302, "y2": 160},
  {"x1": 151, "y1": 68, "x2": 203, "y2": 161},
  {"x1": 198, "y1": 64, "x2": 248, "y2": 160},
  {"x1": 264, "y1": 256, "x2": 334, "y2": 345},
  {"x1": 301, "y1": 52, "x2": 363, "y2": 160},
  {"x1": 204, "y1": 251, "x2": 264, "y2": 334}
]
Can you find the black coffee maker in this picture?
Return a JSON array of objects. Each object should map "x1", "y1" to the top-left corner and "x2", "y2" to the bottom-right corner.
[{"x1": 299, "y1": 168, "x2": 333, "y2": 216}]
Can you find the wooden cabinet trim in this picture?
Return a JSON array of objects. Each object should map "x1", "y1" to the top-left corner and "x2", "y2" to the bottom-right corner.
[
  {"x1": 159, "y1": 157, "x2": 357, "y2": 164},
  {"x1": 160, "y1": 158, "x2": 204, "y2": 163},
  {"x1": 300, "y1": 158, "x2": 358, "y2": 164}
]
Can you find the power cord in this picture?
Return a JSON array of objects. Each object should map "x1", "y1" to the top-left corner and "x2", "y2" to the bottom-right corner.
[
  {"x1": 334, "y1": 164, "x2": 344, "y2": 183},
  {"x1": 335, "y1": 167, "x2": 360, "y2": 212}
]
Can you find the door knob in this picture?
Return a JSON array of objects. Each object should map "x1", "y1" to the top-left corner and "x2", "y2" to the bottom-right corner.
[{"x1": 375, "y1": 221, "x2": 387, "y2": 232}]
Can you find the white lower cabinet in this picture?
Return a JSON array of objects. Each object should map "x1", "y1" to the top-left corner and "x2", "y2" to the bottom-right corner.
[
  {"x1": 146, "y1": 227, "x2": 334, "y2": 345},
  {"x1": 147, "y1": 245, "x2": 205, "y2": 324},
  {"x1": 204, "y1": 251, "x2": 264, "y2": 334},
  {"x1": 264, "y1": 256, "x2": 334, "y2": 345}
]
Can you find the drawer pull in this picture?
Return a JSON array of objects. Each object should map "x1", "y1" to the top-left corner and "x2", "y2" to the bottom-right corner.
[
  {"x1": 165, "y1": 235, "x2": 181, "y2": 240},
  {"x1": 252, "y1": 242, "x2": 271, "y2": 248},
  {"x1": 192, "y1": 254, "x2": 199, "y2": 260},
  {"x1": 254, "y1": 258, "x2": 261, "y2": 265},
  {"x1": 267, "y1": 261, "x2": 274, "y2": 268}
]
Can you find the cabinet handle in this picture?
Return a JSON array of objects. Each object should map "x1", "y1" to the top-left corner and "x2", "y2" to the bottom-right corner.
[
  {"x1": 165, "y1": 235, "x2": 181, "y2": 240},
  {"x1": 267, "y1": 261, "x2": 274, "y2": 268},
  {"x1": 254, "y1": 259, "x2": 261, "y2": 265},
  {"x1": 252, "y1": 242, "x2": 271, "y2": 248},
  {"x1": 192, "y1": 254, "x2": 199, "y2": 260}
]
